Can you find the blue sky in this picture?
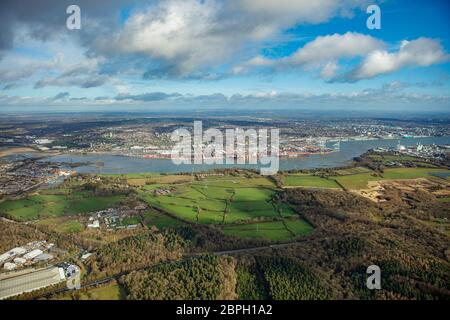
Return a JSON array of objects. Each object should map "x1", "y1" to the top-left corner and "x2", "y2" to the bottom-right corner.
[{"x1": 0, "y1": 0, "x2": 449, "y2": 112}]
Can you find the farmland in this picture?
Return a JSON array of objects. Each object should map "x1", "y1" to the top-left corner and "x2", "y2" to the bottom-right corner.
[
  {"x1": 143, "y1": 210, "x2": 184, "y2": 229},
  {"x1": 280, "y1": 167, "x2": 450, "y2": 191},
  {"x1": 140, "y1": 175, "x2": 312, "y2": 241},
  {"x1": 0, "y1": 190, "x2": 125, "y2": 221},
  {"x1": 282, "y1": 174, "x2": 340, "y2": 189},
  {"x1": 141, "y1": 176, "x2": 286, "y2": 225},
  {"x1": 332, "y1": 167, "x2": 450, "y2": 190},
  {"x1": 1, "y1": 165, "x2": 448, "y2": 242},
  {"x1": 35, "y1": 217, "x2": 84, "y2": 233}
]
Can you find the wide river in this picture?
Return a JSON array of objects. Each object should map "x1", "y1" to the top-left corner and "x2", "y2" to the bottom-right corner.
[{"x1": 42, "y1": 136, "x2": 450, "y2": 174}]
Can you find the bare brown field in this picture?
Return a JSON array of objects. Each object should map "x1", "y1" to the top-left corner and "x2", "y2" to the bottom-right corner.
[{"x1": 354, "y1": 178, "x2": 450, "y2": 203}]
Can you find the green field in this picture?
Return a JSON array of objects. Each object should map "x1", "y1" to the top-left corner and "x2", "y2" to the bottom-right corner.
[
  {"x1": 221, "y1": 219, "x2": 313, "y2": 241},
  {"x1": 332, "y1": 168, "x2": 450, "y2": 190},
  {"x1": 120, "y1": 216, "x2": 142, "y2": 226},
  {"x1": 35, "y1": 218, "x2": 84, "y2": 233},
  {"x1": 0, "y1": 190, "x2": 125, "y2": 221},
  {"x1": 283, "y1": 174, "x2": 341, "y2": 189},
  {"x1": 143, "y1": 182, "x2": 287, "y2": 225},
  {"x1": 144, "y1": 210, "x2": 184, "y2": 229},
  {"x1": 333, "y1": 167, "x2": 373, "y2": 175},
  {"x1": 137, "y1": 175, "x2": 314, "y2": 241},
  {"x1": 60, "y1": 283, "x2": 124, "y2": 300},
  {"x1": 284, "y1": 219, "x2": 314, "y2": 234}
]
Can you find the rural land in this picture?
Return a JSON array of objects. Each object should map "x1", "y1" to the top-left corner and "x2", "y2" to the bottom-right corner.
[
  {"x1": 1, "y1": 0, "x2": 450, "y2": 304},
  {"x1": 1, "y1": 135, "x2": 449, "y2": 299}
]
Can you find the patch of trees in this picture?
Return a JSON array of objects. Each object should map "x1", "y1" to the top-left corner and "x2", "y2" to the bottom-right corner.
[
  {"x1": 249, "y1": 187, "x2": 450, "y2": 300},
  {"x1": 356, "y1": 151, "x2": 448, "y2": 170},
  {"x1": 236, "y1": 256, "x2": 332, "y2": 300},
  {"x1": 0, "y1": 221, "x2": 48, "y2": 252},
  {"x1": 235, "y1": 257, "x2": 268, "y2": 300},
  {"x1": 87, "y1": 230, "x2": 187, "y2": 277},
  {"x1": 0, "y1": 220, "x2": 78, "y2": 253},
  {"x1": 281, "y1": 188, "x2": 379, "y2": 213},
  {"x1": 173, "y1": 224, "x2": 271, "y2": 252},
  {"x1": 81, "y1": 183, "x2": 135, "y2": 197},
  {"x1": 349, "y1": 257, "x2": 450, "y2": 300},
  {"x1": 120, "y1": 255, "x2": 237, "y2": 300}
]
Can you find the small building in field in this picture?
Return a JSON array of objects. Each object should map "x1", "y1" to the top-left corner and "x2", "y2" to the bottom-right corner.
[
  {"x1": 87, "y1": 220, "x2": 100, "y2": 228},
  {"x1": 81, "y1": 253, "x2": 92, "y2": 261}
]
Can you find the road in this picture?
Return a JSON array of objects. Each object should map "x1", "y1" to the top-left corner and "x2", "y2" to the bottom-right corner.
[{"x1": 210, "y1": 241, "x2": 307, "y2": 256}]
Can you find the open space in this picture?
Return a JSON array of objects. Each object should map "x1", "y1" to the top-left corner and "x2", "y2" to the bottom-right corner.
[
  {"x1": 332, "y1": 168, "x2": 450, "y2": 190},
  {"x1": 221, "y1": 219, "x2": 313, "y2": 241},
  {"x1": 282, "y1": 174, "x2": 341, "y2": 189},
  {"x1": 0, "y1": 190, "x2": 125, "y2": 221},
  {"x1": 141, "y1": 176, "x2": 291, "y2": 225}
]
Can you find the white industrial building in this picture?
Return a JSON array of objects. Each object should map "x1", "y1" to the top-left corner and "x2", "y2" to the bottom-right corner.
[
  {"x1": 23, "y1": 249, "x2": 43, "y2": 260},
  {"x1": 0, "y1": 267, "x2": 67, "y2": 300},
  {"x1": 0, "y1": 241, "x2": 56, "y2": 272},
  {"x1": 0, "y1": 247, "x2": 27, "y2": 263},
  {"x1": 33, "y1": 254, "x2": 54, "y2": 262}
]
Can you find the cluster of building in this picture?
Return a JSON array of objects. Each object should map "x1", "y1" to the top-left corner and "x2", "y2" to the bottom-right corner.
[
  {"x1": 0, "y1": 158, "x2": 73, "y2": 196},
  {"x1": 0, "y1": 241, "x2": 56, "y2": 271},
  {"x1": 0, "y1": 262, "x2": 80, "y2": 300},
  {"x1": 374, "y1": 142, "x2": 450, "y2": 163},
  {"x1": 396, "y1": 143, "x2": 449, "y2": 161},
  {"x1": 86, "y1": 207, "x2": 141, "y2": 231},
  {"x1": 153, "y1": 188, "x2": 173, "y2": 196}
]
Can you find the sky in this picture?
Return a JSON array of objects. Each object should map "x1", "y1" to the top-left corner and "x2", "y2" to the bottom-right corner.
[{"x1": 0, "y1": 0, "x2": 449, "y2": 113}]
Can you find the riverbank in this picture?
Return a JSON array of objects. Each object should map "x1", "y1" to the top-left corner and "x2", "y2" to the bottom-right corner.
[
  {"x1": 37, "y1": 136, "x2": 450, "y2": 174},
  {"x1": 0, "y1": 147, "x2": 38, "y2": 158}
]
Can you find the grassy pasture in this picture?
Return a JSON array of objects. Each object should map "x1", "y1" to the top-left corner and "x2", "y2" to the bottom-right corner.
[
  {"x1": 120, "y1": 216, "x2": 141, "y2": 226},
  {"x1": 332, "y1": 168, "x2": 450, "y2": 190},
  {"x1": 284, "y1": 219, "x2": 314, "y2": 235},
  {"x1": 382, "y1": 168, "x2": 450, "y2": 180},
  {"x1": 283, "y1": 174, "x2": 341, "y2": 189},
  {"x1": 35, "y1": 217, "x2": 84, "y2": 233},
  {"x1": 59, "y1": 282, "x2": 124, "y2": 300},
  {"x1": 144, "y1": 210, "x2": 184, "y2": 229},
  {"x1": 142, "y1": 177, "x2": 279, "y2": 225},
  {"x1": 332, "y1": 172, "x2": 379, "y2": 190},
  {"x1": 144, "y1": 182, "x2": 282, "y2": 225},
  {"x1": 140, "y1": 175, "x2": 314, "y2": 241},
  {"x1": 0, "y1": 191, "x2": 125, "y2": 221},
  {"x1": 333, "y1": 167, "x2": 372, "y2": 175}
]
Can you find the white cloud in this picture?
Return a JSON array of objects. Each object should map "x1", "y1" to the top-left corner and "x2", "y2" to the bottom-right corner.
[
  {"x1": 1, "y1": 87, "x2": 448, "y2": 111},
  {"x1": 0, "y1": 54, "x2": 62, "y2": 83},
  {"x1": 237, "y1": 35, "x2": 450, "y2": 82},
  {"x1": 290, "y1": 32, "x2": 384, "y2": 65},
  {"x1": 105, "y1": 0, "x2": 372, "y2": 77},
  {"x1": 345, "y1": 38, "x2": 450, "y2": 81},
  {"x1": 237, "y1": 32, "x2": 384, "y2": 77},
  {"x1": 320, "y1": 62, "x2": 339, "y2": 79}
]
